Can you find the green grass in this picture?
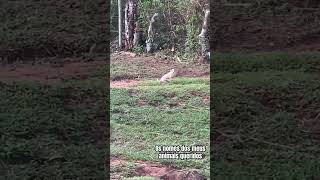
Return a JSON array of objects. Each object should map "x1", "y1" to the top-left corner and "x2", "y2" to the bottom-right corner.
[
  {"x1": 212, "y1": 52, "x2": 320, "y2": 179},
  {"x1": 111, "y1": 78, "x2": 210, "y2": 178},
  {"x1": 0, "y1": 77, "x2": 107, "y2": 179},
  {"x1": 213, "y1": 52, "x2": 320, "y2": 73},
  {"x1": 0, "y1": 0, "x2": 107, "y2": 54},
  {"x1": 0, "y1": 1, "x2": 108, "y2": 176}
]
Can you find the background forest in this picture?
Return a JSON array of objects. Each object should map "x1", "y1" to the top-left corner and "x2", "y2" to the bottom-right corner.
[{"x1": 110, "y1": 0, "x2": 210, "y2": 61}]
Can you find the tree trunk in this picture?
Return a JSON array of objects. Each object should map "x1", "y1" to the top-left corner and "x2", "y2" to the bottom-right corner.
[
  {"x1": 198, "y1": 9, "x2": 210, "y2": 63},
  {"x1": 133, "y1": 21, "x2": 144, "y2": 48},
  {"x1": 124, "y1": 0, "x2": 137, "y2": 51},
  {"x1": 118, "y1": 0, "x2": 122, "y2": 49},
  {"x1": 146, "y1": 13, "x2": 159, "y2": 53}
]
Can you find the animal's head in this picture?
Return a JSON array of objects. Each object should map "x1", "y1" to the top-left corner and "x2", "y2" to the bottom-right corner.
[{"x1": 171, "y1": 69, "x2": 175, "y2": 73}]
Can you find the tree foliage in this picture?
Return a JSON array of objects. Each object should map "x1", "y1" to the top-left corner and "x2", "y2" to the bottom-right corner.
[{"x1": 111, "y1": 0, "x2": 209, "y2": 60}]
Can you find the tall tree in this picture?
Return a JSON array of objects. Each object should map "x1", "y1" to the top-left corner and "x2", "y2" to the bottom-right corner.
[
  {"x1": 124, "y1": 0, "x2": 137, "y2": 51},
  {"x1": 118, "y1": 0, "x2": 122, "y2": 48},
  {"x1": 198, "y1": 9, "x2": 210, "y2": 63},
  {"x1": 146, "y1": 13, "x2": 159, "y2": 53}
]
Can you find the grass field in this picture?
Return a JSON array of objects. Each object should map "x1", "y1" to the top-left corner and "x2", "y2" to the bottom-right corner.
[
  {"x1": 0, "y1": 1, "x2": 108, "y2": 178},
  {"x1": 0, "y1": 75, "x2": 107, "y2": 179},
  {"x1": 0, "y1": 0, "x2": 107, "y2": 55},
  {"x1": 212, "y1": 52, "x2": 320, "y2": 179},
  {"x1": 110, "y1": 54, "x2": 210, "y2": 179}
]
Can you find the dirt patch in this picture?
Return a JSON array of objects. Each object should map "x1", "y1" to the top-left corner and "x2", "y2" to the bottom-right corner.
[
  {"x1": 111, "y1": 52, "x2": 210, "y2": 81},
  {"x1": 0, "y1": 57, "x2": 106, "y2": 84},
  {"x1": 203, "y1": 95, "x2": 210, "y2": 105},
  {"x1": 160, "y1": 170, "x2": 206, "y2": 180},
  {"x1": 110, "y1": 52, "x2": 210, "y2": 89},
  {"x1": 110, "y1": 157, "x2": 206, "y2": 180},
  {"x1": 138, "y1": 99, "x2": 149, "y2": 106},
  {"x1": 110, "y1": 77, "x2": 209, "y2": 90},
  {"x1": 133, "y1": 163, "x2": 172, "y2": 178}
]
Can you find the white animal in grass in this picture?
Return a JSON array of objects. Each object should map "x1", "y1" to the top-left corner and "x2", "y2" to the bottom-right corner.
[{"x1": 159, "y1": 69, "x2": 177, "y2": 83}]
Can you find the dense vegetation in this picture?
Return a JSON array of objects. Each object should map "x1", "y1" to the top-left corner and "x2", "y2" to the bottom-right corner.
[{"x1": 110, "y1": 0, "x2": 209, "y2": 60}]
